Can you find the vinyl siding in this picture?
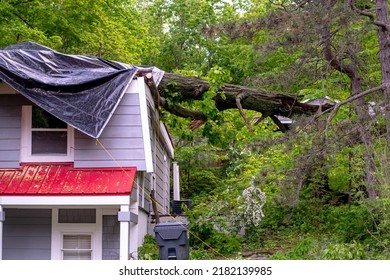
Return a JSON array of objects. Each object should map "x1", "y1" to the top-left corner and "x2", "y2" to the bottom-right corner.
[
  {"x1": 2, "y1": 208, "x2": 52, "y2": 260},
  {"x1": 0, "y1": 95, "x2": 30, "y2": 168},
  {"x1": 74, "y1": 91, "x2": 146, "y2": 169},
  {"x1": 154, "y1": 139, "x2": 171, "y2": 214},
  {"x1": 147, "y1": 103, "x2": 171, "y2": 215}
]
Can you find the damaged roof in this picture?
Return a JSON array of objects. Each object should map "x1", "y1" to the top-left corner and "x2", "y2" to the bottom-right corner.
[{"x1": 0, "y1": 41, "x2": 163, "y2": 138}]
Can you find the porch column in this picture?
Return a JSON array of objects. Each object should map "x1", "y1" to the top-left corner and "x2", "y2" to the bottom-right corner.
[
  {"x1": 118, "y1": 205, "x2": 130, "y2": 260},
  {"x1": 0, "y1": 205, "x2": 4, "y2": 260}
]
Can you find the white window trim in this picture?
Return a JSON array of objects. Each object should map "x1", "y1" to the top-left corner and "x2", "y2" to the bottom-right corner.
[
  {"x1": 61, "y1": 232, "x2": 93, "y2": 260},
  {"x1": 21, "y1": 106, "x2": 74, "y2": 162},
  {"x1": 51, "y1": 208, "x2": 102, "y2": 260}
]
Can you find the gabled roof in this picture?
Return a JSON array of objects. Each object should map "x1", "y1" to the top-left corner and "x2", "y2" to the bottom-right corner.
[{"x1": 0, "y1": 163, "x2": 136, "y2": 196}]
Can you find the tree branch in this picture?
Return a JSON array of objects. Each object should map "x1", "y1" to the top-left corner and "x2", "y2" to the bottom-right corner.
[
  {"x1": 236, "y1": 93, "x2": 254, "y2": 132},
  {"x1": 347, "y1": 0, "x2": 390, "y2": 31},
  {"x1": 159, "y1": 96, "x2": 208, "y2": 130},
  {"x1": 322, "y1": 85, "x2": 384, "y2": 135},
  {"x1": 270, "y1": 115, "x2": 288, "y2": 132},
  {"x1": 12, "y1": 12, "x2": 34, "y2": 29},
  {"x1": 150, "y1": 189, "x2": 160, "y2": 224},
  {"x1": 158, "y1": 72, "x2": 331, "y2": 116},
  {"x1": 156, "y1": 72, "x2": 335, "y2": 131}
]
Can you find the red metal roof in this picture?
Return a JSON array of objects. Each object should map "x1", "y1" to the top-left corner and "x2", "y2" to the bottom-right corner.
[{"x1": 0, "y1": 163, "x2": 136, "y2": 196}]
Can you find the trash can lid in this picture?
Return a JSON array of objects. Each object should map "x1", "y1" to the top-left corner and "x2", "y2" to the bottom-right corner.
[{"x1": 154, "y1": 222, "x2": 188, "y2": 240}]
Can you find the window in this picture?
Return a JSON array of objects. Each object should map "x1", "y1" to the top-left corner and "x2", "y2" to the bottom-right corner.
[
  {"x1": 58, "y1": 209, "x2": 96, "y2": 223},
  {"x1": 31, "y1": 106, "x2": 68, "y2": 154},
  {"x1": 21, "y1": 106, "x2": 74, "y2": 162},
  {"x1": 62, "y1": 234, "x2": 92, "y2": 260},
  {"x1": 51, "y1": 208, "x2": 102, "y2": 260}
]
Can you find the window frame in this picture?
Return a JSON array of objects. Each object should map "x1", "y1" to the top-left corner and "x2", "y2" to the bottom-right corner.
[
  {"x1": 61, "y1": 233, "x2": 93, "y2": 260},
  {"x1": 21, "y1": 105, "x2": 74, "y2": 162},
  {"x1": 51, "y1": 208, "x2": 102, "y2": 260}
]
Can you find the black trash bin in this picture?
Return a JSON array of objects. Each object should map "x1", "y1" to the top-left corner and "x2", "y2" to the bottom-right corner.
[{"x1": 154, "y1": 222, "x2": 189, "y2": 260}]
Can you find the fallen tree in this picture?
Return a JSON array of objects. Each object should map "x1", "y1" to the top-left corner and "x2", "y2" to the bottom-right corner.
[{"x1": 145, "y1": 72, "x2": 334, "y2": 131}]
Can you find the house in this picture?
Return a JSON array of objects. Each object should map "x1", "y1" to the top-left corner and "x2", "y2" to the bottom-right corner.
[{"x1": 0, "y1": 42, "x2": 175, "y2": 260}]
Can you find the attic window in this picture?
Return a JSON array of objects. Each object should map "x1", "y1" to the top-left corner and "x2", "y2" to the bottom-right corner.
[{"x1": 21, "y1": 105, "x2": 74, "y2": 162}]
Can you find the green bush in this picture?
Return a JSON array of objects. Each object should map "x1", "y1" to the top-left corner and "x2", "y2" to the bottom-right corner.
[
  {"x1": 269, "y1": 237, "x2": 317, "y2": 260},
  {"x1": 324, "y1": 204, "x2": 373, "y2": 242},
  {"x1": 322, "y1": 242, "x2": 367, "y2": 260},
  {"x1": 137, "y1": 234, "x2": 159, "y2": 260}
]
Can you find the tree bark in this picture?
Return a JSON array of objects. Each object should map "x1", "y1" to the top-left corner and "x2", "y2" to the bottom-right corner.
[{"x1": 375, "y1": 0, "x2": 390, "y2": 154}]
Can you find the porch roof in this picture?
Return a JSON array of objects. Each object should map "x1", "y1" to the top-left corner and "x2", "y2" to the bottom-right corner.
[{"x1": 0, "y1": 163, "x2": 136, "y2": 196}]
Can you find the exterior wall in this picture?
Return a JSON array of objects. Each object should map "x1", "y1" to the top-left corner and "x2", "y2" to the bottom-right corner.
[
  {"x1": 0, "y1": 95, "x2": 30, "y2": 169},
  {"x1": 2, "y1": 208, "x2": 52, "y2": 260},
  {"x1": 154, "y1": 139, "x2": 171, "y2": 214},
  {"x1": 134, "y1": 97, "x2": 172, "y2": 233},
  {"x1": 138, "y1": 210, "x2": 150, "y2": 245},
  {"x1": 74, "y1": 81, "x2": 146, "y2": 169},
  {"x1": 102, "y1": 215, "x2": 120, "y2": 260},
  {"x1": 147, "y1": 101, "x2": 172, "y2": 216}
]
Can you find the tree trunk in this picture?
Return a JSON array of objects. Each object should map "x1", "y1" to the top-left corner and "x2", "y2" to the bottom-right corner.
[
  {"x1": 157, "y1": 72, "x2": 332, "y2": 129},
  {"x1": 375, "y1": 0, "x2": 390, "y2": 154},
  {"x1": 322, "y1": 0, "x2": 378, "y2": 198}
]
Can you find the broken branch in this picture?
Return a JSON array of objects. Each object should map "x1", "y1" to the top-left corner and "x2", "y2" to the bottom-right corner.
[
  {"x1": 145, "y1": 72, "x2": 160, "y2": 108},
  {"x1": 236, "y1": 93, "x2": 254, "y2": 132}
]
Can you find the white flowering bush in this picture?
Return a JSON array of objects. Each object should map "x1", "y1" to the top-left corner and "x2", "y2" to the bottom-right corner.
[{"x1": 237, "y1": 177, "x2": 266, "y2": 228}]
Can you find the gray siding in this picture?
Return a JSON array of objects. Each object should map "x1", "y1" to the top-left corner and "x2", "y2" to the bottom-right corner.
[
  {"x1": 0, "y1": 95, "x2": 31, "y2": 168},
  {"x1": 2, "y1": 208, "x2": 52, "y2": 260},
  {"x1": 147, "y1": 103, "x2": 171, "y2": 215},
  {"x1": 102, "y1": 215, "x2": 120, "y2": 260},
  {"x1": 155, "y1": 139, "x2": 171, "y2": 214},
  {"x1": 74, "y1": 92, "x2": 146, "y2": 169}
]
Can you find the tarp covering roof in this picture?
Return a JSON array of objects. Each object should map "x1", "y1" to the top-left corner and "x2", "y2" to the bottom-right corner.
[
  {"x1": 0, "y1": 163, "x2": 136, "y2": 196},
  {"x1": 0, "y1": 41, "x2": 155, "y2": 138}
]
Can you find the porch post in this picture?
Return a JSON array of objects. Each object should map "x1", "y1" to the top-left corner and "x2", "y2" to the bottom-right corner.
[
  {"x1": 118, "y1": 205, "x2": 130, "y2": 260},
  {"x1": 0, "y1": 205, "x2": 4, "y2": 260}
]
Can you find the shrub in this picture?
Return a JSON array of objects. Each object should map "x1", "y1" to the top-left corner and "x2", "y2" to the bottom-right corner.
[
  {"x1": 322, "y1": 242, "x2": 367, "y2": 260},
  {"x1": 324, "y1": 204, "x2": 373, "y2": 242},
  {"x1": 137, "y1": 234, "x2": 159, "y2": 260},
  {"x1": 269, "y1": 237, "x2": 317, "y2": 260}
]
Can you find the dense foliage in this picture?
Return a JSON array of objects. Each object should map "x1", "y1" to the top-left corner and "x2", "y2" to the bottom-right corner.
[{"x1": 1, "y1": 0, "x2": 389, "y2": 259}]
